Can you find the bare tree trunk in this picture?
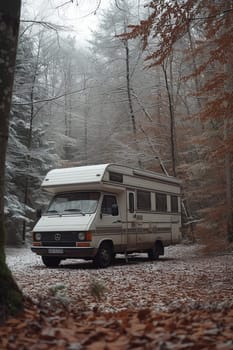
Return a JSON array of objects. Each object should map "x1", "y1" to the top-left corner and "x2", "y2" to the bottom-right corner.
[
  {"x1": 84, "y1": 91, "x2": 90, "y2": 165},
  {"x1": 162, "y1": 61, "x2": 177, "y2": 176},
  {"x1": 187, "y1": 26, "x2": 202, "y2": 110},
  {"x1": 224, "y1": 0, "x2": 233, "y2": 240},
  {"x1": 123, "y1": 38, "x2": 142, "y2": 167},
  {"x1": 0, "y1": 0, "x2": 23, "y2": 323},
  {"x1": 22, "y1": 39, "x2": 41, "y2": 242},
  {"x1": 63, "y1": 63, "x2": 73, "y2": 160},
  {"x1": 224, "y1": 122, "x2": 233, "y2": 239}
]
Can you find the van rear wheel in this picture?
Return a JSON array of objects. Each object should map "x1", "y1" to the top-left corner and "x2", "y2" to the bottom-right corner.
[
  {"x1": 148, "y1": 242, "x2": 163, "y2": 260},
  {"x1": 93, "y1": 243, "x2": 113, "y2": 268},
  {"x1": 42, "y1": 256, "x2": 61, "y2": 267}
]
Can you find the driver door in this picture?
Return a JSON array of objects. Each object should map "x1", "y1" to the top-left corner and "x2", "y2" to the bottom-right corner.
[{"x1": 97, "y1": 194, "x2": 122, "y2": 245}]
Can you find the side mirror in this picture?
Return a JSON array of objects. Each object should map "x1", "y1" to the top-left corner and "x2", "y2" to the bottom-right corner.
[
  {"x1": 112, "y1": 204, "x2": 119, "y2": 216},
  {"x1": 36, "y1": 208, "x2": 42, "y2": 218}
]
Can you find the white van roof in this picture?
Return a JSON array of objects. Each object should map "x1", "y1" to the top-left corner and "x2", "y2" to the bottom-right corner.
[
  {"x1": 42, "y1": 163, "x2": 180, "y2": 193},
  {"x1": 42, "y1": 164, "x2": 108, "y2": 191}
]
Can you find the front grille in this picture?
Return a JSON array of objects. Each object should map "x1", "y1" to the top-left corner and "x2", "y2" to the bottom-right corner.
[{"x1": 37, "y1": 231, "x2": 79, "y2": 242}]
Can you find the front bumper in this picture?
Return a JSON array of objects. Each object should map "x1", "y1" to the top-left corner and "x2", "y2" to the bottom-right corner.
[{"x1": 31, "y1": 246, "x2": 97, "y2": 259}]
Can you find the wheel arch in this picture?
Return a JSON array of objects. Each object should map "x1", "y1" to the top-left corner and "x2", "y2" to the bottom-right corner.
[{"x1": 97, "y1": 239, "x2": 114, "y2": 251}]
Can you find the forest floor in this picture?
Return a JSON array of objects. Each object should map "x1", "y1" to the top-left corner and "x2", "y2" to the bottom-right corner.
[{"x1": 1, "y1": 244, "x2": 233, "y2": 349}]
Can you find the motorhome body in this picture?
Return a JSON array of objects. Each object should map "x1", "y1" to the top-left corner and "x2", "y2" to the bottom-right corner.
[{"x1": 31, "y1": 164, "x2": 182, "y2": 268}]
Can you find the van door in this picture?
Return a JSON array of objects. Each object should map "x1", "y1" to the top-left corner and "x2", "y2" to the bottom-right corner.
[
  {"x1": 126, "y1": 190, "x2": 137, "y2": 250},
  {"x1": 97, "y1": 194, "x2": 122, "y2": 248}
]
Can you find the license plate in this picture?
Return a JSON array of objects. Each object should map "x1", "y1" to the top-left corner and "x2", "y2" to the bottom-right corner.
[{"x1": 48, "y1": 248, "x2": 64, "y2": 254}]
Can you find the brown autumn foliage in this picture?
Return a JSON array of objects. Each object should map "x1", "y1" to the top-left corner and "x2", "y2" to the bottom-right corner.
[
  {"x1": 121, "y1": 0, "x2": 233, "y2": 244},
  {"x1": 1, "y1": 245, "x2": 233, "y2": 349},
  {"x1": 1, "y1": 297, "x2": 233, "y2": 350}
]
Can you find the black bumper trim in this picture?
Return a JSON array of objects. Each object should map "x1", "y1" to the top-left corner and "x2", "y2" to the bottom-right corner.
[{"x1": 31, "y1": 247, "x2": 97, "y2": 259}]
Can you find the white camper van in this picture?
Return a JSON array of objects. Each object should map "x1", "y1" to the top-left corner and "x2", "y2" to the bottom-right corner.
[{"x1": 31, "y1": 164, "x2": 182, "y2": 268}]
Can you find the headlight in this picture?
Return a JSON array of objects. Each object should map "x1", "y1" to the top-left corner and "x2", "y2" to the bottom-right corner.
[
  {"x1": 35, "y1": 232, "x2": 42, "y2": 241},
  {"x1": 78, "y1": 232, "x2": 85, "y2": 241}
]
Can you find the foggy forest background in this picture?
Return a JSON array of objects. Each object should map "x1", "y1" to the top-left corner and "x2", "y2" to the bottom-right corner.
[{"x1": 5, "y1": 0, "x2": 233, "y2": 248}]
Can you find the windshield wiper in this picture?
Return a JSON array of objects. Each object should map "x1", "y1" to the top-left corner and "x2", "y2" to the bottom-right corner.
[
  {"x1": 63, "y1": 209, "x2": 85, "y2": 216},
  {"x1": 46, "y1": 210, "x2": 59, "y2": 215}
]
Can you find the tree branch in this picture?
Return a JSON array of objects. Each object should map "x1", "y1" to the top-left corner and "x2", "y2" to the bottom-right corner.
[
  {"x1": 131, "y1": 88, "x2": 153, "y2": 122},
  {"x1": 20, "y1": 20, "x2": 69, "y2": 31},
  {"x1": 12, "y1": 87, "x2": 87, "y2": 106}
]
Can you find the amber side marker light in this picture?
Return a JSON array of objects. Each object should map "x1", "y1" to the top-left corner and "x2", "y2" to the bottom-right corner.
[
  {"x1": 32, "y1": 242, "x2": 42, "y2": 246},
  {"x1": 76, "y1": 242, "x2": 90, "y2": 247}
]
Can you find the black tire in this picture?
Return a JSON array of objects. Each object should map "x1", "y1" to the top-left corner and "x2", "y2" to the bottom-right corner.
[
  {"x1": 42, "y1": 256, "x2": 61, "y2": 267},
  {"x1": 93, "y1": 243, "x2": 113, "y2": 268},
  {"x1": 148, "y1": 242, "x2": 162, "y2": 261}
]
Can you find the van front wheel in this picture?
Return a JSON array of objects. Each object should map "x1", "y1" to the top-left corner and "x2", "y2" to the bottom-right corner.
[
  {"x1": 42, "y1": 256, "x2": 61, "y2": 268},
  {"x1": 93, "y1": 243, "x2": 113, "y2": 268}
]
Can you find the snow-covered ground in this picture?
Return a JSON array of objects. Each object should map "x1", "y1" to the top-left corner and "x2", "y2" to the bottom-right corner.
[
  {"x1": 6, "y1": 243, "x2": 200, "y2": 271},
  {"x1": 6, "y1": 244, "x2": 233, "y2": 313}
]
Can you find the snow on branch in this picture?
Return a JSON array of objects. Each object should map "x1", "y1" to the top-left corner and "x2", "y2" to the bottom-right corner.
[{"x1": 12, "y1": 87, "x2": 87, "y2": 106}]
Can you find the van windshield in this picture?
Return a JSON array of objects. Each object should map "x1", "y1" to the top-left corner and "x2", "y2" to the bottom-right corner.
[{"x1": 46, "y1": 192, "x2": 100, "y2": 215}]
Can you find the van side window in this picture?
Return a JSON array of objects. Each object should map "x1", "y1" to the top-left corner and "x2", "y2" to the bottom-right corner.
[
  {"x1": 171, "y1": 195, "x2": 178, "y2": 212},
  {"x1": 129, "y1": 193, "x2": 134, "y2": 213},
  {"x1": 101, "y1": 195, "x2": 117, "y2": 215},
  {"x1": 156, "y1": 193, "x2": 167, "y2": 212},
  {"x1": 109, "y1": 172, "x2": 123, "y2": 183},
  {"x1": 137, "y1": 190, "x2": 151, "y2": 211}
]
